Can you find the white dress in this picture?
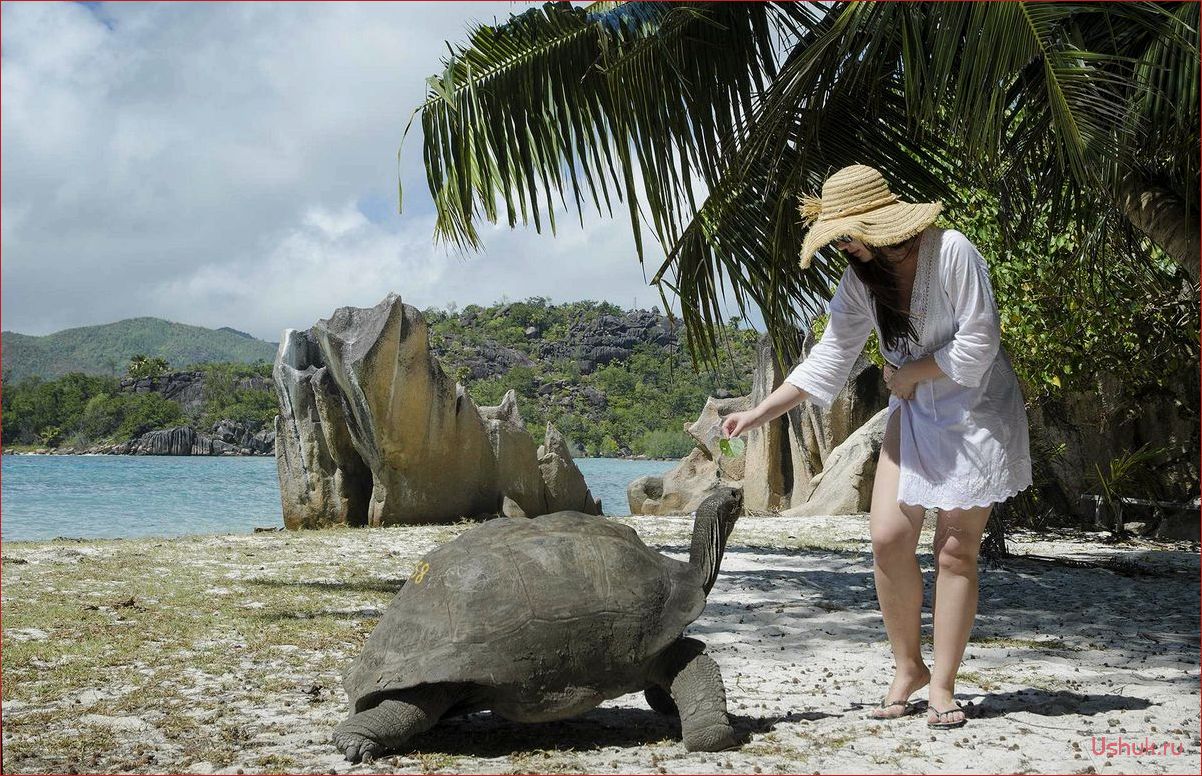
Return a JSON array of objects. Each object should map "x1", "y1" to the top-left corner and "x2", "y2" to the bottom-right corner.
[{"x1": 784, "y1": 226, "x2": 1033, "y2": 510}]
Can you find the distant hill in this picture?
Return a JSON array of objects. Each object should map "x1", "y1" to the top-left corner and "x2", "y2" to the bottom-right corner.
[{"x1": 2, "y1": 317, "x2": 278, "y2": 381}]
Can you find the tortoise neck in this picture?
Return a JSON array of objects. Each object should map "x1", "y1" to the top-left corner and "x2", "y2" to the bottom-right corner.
[{"x1": 689, "y1": 502, "x2": 728, "y2": 596}]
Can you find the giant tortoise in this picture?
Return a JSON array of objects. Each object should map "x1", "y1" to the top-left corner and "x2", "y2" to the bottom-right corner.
[{"x1": 332, "y1": 486, "x2": 744, "y2": 762}]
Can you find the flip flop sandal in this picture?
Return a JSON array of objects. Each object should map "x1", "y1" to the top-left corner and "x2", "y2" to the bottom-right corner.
[
  {"x1": 869, "y1": 699, "x2": 926, "y2": 719},
  {"x1": 927, "y1": 705, "x2": 969, "y2": 729}
]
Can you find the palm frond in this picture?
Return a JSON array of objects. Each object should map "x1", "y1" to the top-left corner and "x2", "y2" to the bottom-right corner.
[{"x1": 403, "y1": 0, "x2": 792, "y2": 263}]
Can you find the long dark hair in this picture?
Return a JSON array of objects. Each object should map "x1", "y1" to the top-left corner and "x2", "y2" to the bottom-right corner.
[{"x1": 843, "y1": 232, "x2": 923, "y2": 358}]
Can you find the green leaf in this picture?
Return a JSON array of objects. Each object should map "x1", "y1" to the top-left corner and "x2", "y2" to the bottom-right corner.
[{"x1": 718, "y1": 437, "x2": 745, "y2": 458}]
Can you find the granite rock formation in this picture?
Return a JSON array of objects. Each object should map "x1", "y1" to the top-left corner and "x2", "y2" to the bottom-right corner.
[
  {"x1": 274, "y1": 294, "x2": 601, "y2": 529},
  {"x1": 110, "y1": 426, "x2": 230, "y2": 456},
  {"x1": 629, "y1": 328, "x2": 891, "y2": 516},
  {"x1": 782, "y1": 407, "x2": 890, "y2": 517}
]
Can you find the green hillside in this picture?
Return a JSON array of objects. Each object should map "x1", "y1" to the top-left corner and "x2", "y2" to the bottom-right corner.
[{"x1": 1, "y1": 318, "x2": 278, "y2": 381}]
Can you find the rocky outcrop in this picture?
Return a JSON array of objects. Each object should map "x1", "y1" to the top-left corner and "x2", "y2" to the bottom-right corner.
[
  {"x1": 532, "y1": 308, "x2": 676, "y2": 374},
  {"x1": 101, "y1": 419, "x2": 274, "y2": 456},
  {"x1": 274, "y1": 294, "x2": 601, "y2": 529},
  {"x1": 629, "y1": 328, "x2": 891, "y2": 516},
  {"x1": 110, "y1": 426, "x2": 236, "y2": 456},
  {"x1": 436, "y1": 341, "x2": 534, "y2": 381},
  {"x1": 210, "y1": 419, "x2": 275, "y2": 454},
  {"x1": 431, "y1": 307, "x2": 675, "y2": 380},
  {"x1": 783, "y1": 408, "x2": 889, "y2": 517}
]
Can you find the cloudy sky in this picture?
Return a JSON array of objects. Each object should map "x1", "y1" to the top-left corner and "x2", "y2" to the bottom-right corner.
[{"x1": 2, "y1": 1, "x2": 759, "y2": 341}]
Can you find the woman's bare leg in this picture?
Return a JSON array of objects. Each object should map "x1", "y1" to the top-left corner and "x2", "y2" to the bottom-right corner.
[
  {"x1": 928, "y1": 503, "x2": 992, "y2": 725},
  {"x1": 867, "y1": 407, "x2": 930, "y2": 717}
]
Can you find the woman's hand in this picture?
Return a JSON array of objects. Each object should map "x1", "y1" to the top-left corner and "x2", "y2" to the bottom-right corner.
[
  {"x1": 722, "y1": 410, "x2": 759, "y2": 439},
  {"x1": 884, "y1": 362, "x2": 919, "y2": 400}
]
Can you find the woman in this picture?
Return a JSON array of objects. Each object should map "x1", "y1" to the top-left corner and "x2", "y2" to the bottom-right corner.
[{"x1": 721, "y1": 164, "x2": 1032, "y2": 729}]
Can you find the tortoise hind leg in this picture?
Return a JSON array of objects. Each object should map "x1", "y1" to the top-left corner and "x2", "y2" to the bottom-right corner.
[
  {"x1": 332, "y1": 684, "x2": 462, "y2": 763},
  {"x1": 657, "y1": 638, "x2": 737, "y2": 752}
]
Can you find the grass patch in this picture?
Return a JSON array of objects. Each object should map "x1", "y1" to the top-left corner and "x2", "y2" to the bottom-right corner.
[
  {"x1": 956, "y1": 669, "x2": 1002, "y2": 691},
  {"x1": 968, "y1": 635, "x2": 1082, "y2": 651}
]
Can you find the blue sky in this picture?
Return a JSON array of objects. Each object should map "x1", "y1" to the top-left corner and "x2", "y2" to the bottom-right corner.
[{"x1": 1, "y1": 1, "x2": 767, "y2": 341}]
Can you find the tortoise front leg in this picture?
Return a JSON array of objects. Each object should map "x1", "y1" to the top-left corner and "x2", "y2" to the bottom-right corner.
[
  {"x1": 332, "y1": 684, "x2": 461, "y2": 763},
  {"x1": 657, "y1": 638, "x2": 737, "y2": 752}
]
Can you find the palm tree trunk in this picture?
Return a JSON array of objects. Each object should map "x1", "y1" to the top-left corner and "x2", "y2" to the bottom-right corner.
[{"x1": 1113, "y1": 169, "x2": 1200, "y2": 283}]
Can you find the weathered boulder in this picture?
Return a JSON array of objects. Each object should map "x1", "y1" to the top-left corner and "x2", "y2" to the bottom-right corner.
[
  {"x1": 628, "y1": 329, "x2": 891, "y2": 517},
  {"x1": 211, "y1": 419, "x2": 275, "y2": 454},
  {"x1": 683, "y1": 396, "x2": 752, "y2": 481},
  {"x1": 783, "y1": 407, "x2": 889, "y2": 517},
  {"x1": 628, "y1": 448, "x2": 722, "y2": 516},
  {"x1": 727, "y1": 330, "x2": 889, "y2": 515},
  {"x1": 273, "y1": 294, "x2": 601, "y2": 528},
  {"x1": 1148, "y1": 508, "x2": 1201, "y2": 542},
  {"x1": 274, "y1": 331, "x2": 373, "y2": 529},
  {"x1": 481, "y1": 391, "x2": 558, "y2": 517},
  {"x1": 787, "y1": 325, "x2": 893, "y2": 510},
  {"x1": 742, "y1": 336, "x2": 790, "y2": 513},
  {"x1": 539, "y1": 424, "x2": 603, "y2": 514},
  {"x1": 1024, "y1": 368, "x2": 1200, "y2": 524},
  {"x1": 627, "y1": 396, "x2": 749, "y2": 516}
]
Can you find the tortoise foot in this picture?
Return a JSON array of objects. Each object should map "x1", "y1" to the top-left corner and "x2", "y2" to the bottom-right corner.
[
  {"x1": 332, "y1": 727, "x2": 380, "y2": 764},
  {"x1": 331, "y1": 689, "x2": 462, "y2": 762},
  {"x1": 682, "y1": 721, "x2": 738, "y2": 752}
]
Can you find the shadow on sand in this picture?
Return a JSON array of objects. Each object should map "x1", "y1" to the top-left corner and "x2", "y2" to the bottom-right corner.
[{"x1": 395, "y1": 707, "x2": 820, "y2": 757}]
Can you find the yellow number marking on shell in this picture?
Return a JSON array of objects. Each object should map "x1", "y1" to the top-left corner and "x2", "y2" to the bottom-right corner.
[{"x1": 411, "y1": 560, "x2": 431, "y2": 585}]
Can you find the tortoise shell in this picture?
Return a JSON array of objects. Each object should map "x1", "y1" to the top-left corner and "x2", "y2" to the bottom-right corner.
[{"x1": 342, "y1": 511, "x2": 705, "y2": 713}]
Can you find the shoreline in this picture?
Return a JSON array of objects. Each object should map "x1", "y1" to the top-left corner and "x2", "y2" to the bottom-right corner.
[{"x1": 2, "y1": 514, "x2": 1198, "y2": 774}]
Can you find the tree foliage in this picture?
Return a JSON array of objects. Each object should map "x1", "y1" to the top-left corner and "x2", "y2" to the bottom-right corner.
[{"x1": 127, "y1": 354, "x2": 170, "y2": 379}]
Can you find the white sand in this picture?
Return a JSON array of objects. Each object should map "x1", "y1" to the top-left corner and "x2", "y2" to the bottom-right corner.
[{"x1": 2, "y1": 513, "x2": 1198, "y2": 774}]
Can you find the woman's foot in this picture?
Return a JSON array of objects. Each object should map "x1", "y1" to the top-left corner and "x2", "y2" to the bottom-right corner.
[
  {"x1": 926, "y1": 686, "x2": 967, "y2": 728},
  {"x1": 927, "y1": 705, "x2": 968, "y2": 728},
  {"x1": 868, "y1": 662, "x2": 931, "y2": 719}
]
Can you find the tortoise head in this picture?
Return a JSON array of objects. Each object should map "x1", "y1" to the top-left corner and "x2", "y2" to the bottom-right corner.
[{"x1": 690, "y1": 486, "x2": 744, "y2": 596}]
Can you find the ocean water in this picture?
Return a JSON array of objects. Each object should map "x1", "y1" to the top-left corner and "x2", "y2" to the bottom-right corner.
[{"x1": 0, "y1": 455, "x2": 676, "y2": 542}]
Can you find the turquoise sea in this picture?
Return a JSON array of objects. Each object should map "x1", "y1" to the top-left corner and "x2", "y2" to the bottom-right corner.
[{"x1": 0, "y1": 455, "x2": 676, "y2": 542}]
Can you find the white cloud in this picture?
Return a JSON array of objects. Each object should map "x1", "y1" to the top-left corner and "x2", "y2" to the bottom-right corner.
[{"x1": 1, "y1": 1, "x2": 761, "y2": 341}]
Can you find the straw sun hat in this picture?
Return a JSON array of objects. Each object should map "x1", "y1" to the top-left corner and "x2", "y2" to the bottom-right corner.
[{"x1": 797, "y1": 164, "x2": 943, "y2": 268}]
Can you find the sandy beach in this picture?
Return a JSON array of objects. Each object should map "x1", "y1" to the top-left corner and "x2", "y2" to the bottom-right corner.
[{"x1": 2, "y1": 513, "x2": 1198, "y2": 774}]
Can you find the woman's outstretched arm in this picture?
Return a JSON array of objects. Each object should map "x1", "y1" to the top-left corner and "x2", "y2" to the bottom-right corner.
[
  {"x1": 723, "y1": 267, "x2": 873, "y2": 438},
  {"x1": 722, "y1": 382, "x2": 809, "y2": 438}
]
